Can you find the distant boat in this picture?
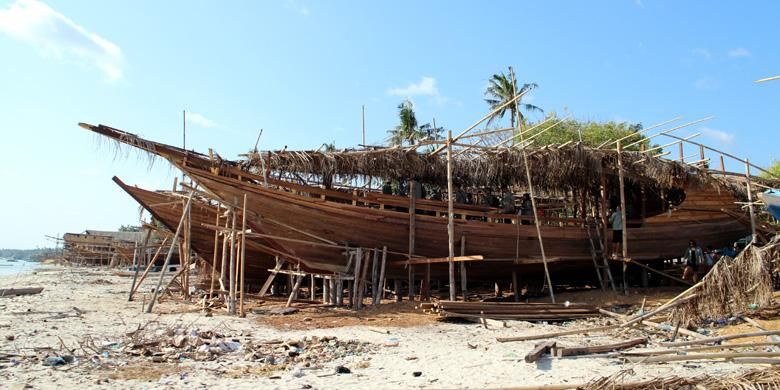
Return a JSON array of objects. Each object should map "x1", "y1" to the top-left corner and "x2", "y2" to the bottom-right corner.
[{"x1": 761, "y1": 189, "x2": 780, "y2": 221}]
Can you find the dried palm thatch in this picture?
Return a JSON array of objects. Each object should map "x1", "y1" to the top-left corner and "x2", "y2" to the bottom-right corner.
[
  {"x1": 582, "y1": 367, "x2": 780, "y2": 390},
  {"x1": 242, "y1": 144, "x2": 734, "y2": 194},
  {"x1": 667, "y1": 236, "x2": 779, "y2": 325}
]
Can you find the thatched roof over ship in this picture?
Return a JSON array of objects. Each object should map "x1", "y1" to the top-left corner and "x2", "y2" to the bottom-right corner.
[
  {"x1": 79, "y1": 123, "x2": 745, "y2": 196},
  {"x1": 242, "y1": 145, "x2": 738, "y2": 194}
]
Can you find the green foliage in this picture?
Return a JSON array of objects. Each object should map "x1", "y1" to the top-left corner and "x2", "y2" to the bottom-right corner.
[
  {"x1": 521, "y1": 115, "x2": 651, "y2": 151},
  {"x1": 760, "y1": 160, "x2": 780, "y2": 180},
  {"x1": 118, "y1": 225, "x2": 141, "y2": 232},
  {"x1": 485, "y1": 66, "x2": 542, "y2": 128},
  {"x1": 386, "y1": 100, "x2": 445, "y2": 147}
]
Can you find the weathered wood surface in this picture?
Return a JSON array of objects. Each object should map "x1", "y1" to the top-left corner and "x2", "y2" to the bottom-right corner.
[
  {"x1": 553, "y1": 337, "x2": 647, "y2": 357},
  {"x1": 0, "y1": 287, "x2": 43, "y2": 297},
  {"x1": 525, "y1": 341, "x2": 556, "y2": 363}
]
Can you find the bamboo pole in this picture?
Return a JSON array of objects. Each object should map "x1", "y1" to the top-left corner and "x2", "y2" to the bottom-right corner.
[
  {"x1": 430, "y1": 88, "x2": 529, "y2": 155},
  {"x1": 239, "y1": 193, "x2": 247, "y2": 316},
  {"x1": 228, "y1": 209, "x2": 237, "y2": 314},
  {"x1": 371, "y1": 248, "x2": 380, "y2": 303},
  {"x1": 661, "y1": 133, "x2": 780, "y2": 180},
  {"x1": 146, "y1": 192, "x2": 193, "y2": 313},
  {"x1": 510, "y1": 73, "x2": 554, "y2": 303},
  {"x1": 745, "y1": 159, "x2": 757, "y2": 242},
  {"x1": 129, "y1": 229, "x2": 152, "y2": 301},
  {"x1": 604, "y1": 116, "x2": 683, "y2": 148},
  {"x1": 408, "y1": 180, "x2": 416, "y2": 300},
  {"x1": 207, "y1": 202, "x2": 220, "y2": 309},
  {"x1": 446, "y1": 130, "x2": 456, "y2": 301},
  {"x1": 375, "y1": 246, "x2": 387, "y2": 305},
  {"x1": 623, "y1": 116, "x2": 713, "y2": 150},
  {"x1": 129, "y1": 236, "x2": 169, "y2": 299},
  {"x1": 219, "y1": 212, "x2": 229, "y2": 294},
  {"x1": 352, "y1": 248, "x2": 362, "y2": 309},
  {"x1": 460, "y1": 235, "x2": 468, "y2": 300},
  {"x1": 617, "y1": 141, "x2": 629, "y2": 295}
]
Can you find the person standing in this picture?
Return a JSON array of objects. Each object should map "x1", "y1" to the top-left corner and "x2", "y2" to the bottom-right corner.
[
  {"x1": 608, "y1": 206, "x2": 623, "y2": 258},
  {"x1": 682, "y1": 240, "x2": 704, "y2": 282}
]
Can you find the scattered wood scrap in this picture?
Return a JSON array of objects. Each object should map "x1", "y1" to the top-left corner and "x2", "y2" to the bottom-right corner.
[
  {"x1": 432, "y1": 301, "x2": 599, "y2": 321},
  {"x1": 552, "y1": 337, "x2": 647, "y2": 357},
  {"x1": 525, "y1": 341, "x2": 556, "y2": 363},
  {"x1": 0, "y1": 287, "x2": 43, "y2": 297}
]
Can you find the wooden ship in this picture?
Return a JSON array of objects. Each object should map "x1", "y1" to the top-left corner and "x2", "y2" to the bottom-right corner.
[{"x1": 80, "y1": 122, "x2": 760, "y2": 292}]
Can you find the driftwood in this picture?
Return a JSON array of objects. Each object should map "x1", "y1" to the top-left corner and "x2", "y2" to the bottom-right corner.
[
  {"x1": 0, "y1": 287, "x2": 43, "y2": 297},
  {"x1": 497, "y1": 324, "x2": 622, "y2": 343},
  {"x1": 621, "y1": 341, "x2": 780, "y2": 356}
]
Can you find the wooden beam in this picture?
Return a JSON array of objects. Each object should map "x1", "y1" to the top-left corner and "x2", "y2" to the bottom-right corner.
[
  {"x1": 390, "y1": 255, "x2": 484, "y2": 266},
  {"x1": 553, "y1": 338, "x2": 647, "y2": 357}
]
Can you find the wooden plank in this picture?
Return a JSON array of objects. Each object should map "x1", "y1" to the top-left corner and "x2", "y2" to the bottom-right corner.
[
  {"x1": 258, "y1": 257, "x2": 286, "y2": 297},
  {"x1": 553, "y1": 337, "x2": 647, "y2": 357},
  {"x1": 497, "y1": 324, "x2": 622, "y2": 343},
  {"x1": 390, "y1": 255, "x2": 484, "y2": 266},
  {"x1": 0, "y1": 287, "x2": 43, "y2": 297},
  {"x1": 525, "y1": 341, "x2": 556, "y2": 363},
  {"x1": 659, "y1": 330, "x2": 780, "y2": 347}
]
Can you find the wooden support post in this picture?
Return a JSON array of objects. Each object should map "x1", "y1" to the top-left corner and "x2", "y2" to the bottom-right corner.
[
  {"x1": 678, "y1": 142, "x2": 684, "y2": 162},
  {"x1": 310, "y1": 274, "x2": 315, "y2": 300},
  {"x1": 207, "y1": 202, "x2": 221, "y2": 307},
  {"x1": 338, "y1": 278, "x2": 344, "y2": 305},
  {"x1": 460, "y1": 235, "x2": 468, "y2": 300},
  {"x1": 219, "y1": 216, "x2": 229, "y2": 295},
  {"x1": 617, "y1": 141, "x2": 629, "y2": 296},
  {"x1": 146, "y1": 192, "x2": 193, "y2": 313},
  {"x1": 446, "y1": 130, "x2": 456, "y2": 301},
  {"x1": 228, "y1": 210, "x2": 237, "y2": 314},
  {"x1": 371, "y1": 248, "x2": 380, "y2": 304},
  {"x1": 331, "y1": 278, "x2": 338, "y2": 306},
  {"x1": 510, "y1": 75, "x2": 554, "y2": 303},
  {"x1": 746, "y1": 159, "x2": 757, "y2": 242},
  {"x1": 512, "y1": 271, "x2": 520, "y2": 302},
  {"x1": 129, "y1": 229, "x2": 152, "y2": 301},
  {"x1": 129, "y1": 236, "x2": 169, "y2": 299},
  {"x1": 394, "y1": 280, "x2": 402, "y2": 302},
  {"x1": 259, "y1": 257, "x2": 285, "y2": 297},
  {"x1": 720, "y1": 155, "x2": 726, "y2": 174},
  {"x1": 239, "y1": 194, "x2": 247, "y2": 317},
  {"x1": 286, "y1": 275, "x2": 304, "y2": 308},
  {"x1": 323, "y1": 276, "x2": 330, "y2": 304},
  {"x1": 352, "y1": 248, "x2": 363, "y2": 309},
  {"x1": 375, "y1": 246, "x2": 387, "y2": 305},
  {"x1": 348, "y1": 279, "x2": 354, "y2": 307},
  {"x1": 357, "y1": 249, "x2": 370, "y2": 309},
  {"x1": 408, "y1": 180, "x2": 416, "y2": 301}
]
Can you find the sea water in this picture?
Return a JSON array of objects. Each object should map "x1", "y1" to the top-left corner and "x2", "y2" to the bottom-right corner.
[{"x1": 0, "y1": 257, "x2": 39, "y2": 276}]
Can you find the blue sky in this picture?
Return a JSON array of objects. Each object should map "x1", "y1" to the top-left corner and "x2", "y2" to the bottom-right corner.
[{"x1": 1, "y1": 0, "x2": 779, "y2": 248}]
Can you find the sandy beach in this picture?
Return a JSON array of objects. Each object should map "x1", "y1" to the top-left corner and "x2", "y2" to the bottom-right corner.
[{"x1": 0, "y1": 265, "x2": 772, "y2": 389}]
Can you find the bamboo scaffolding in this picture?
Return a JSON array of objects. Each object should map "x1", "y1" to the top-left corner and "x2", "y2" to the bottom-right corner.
[
  {"x1": 146, "y1": 191, "x2": 193, "y2": 313},
  {"x1": 603, "y1": 116, "x2": 683, "y2": 148},
  {"x1": 239, "y1": 193, "x2": 247, "y2": 316},
  {"x1": 623, "y1": 116, "x2": 713, "y2": 149}
]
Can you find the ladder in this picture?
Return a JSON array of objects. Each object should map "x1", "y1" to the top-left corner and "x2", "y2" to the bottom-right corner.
[{"x1": 586, "y1": 218, "x2": 616, "y2": 291}]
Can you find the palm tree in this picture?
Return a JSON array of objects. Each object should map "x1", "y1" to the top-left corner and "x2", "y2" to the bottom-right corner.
[
  {"x1": 387, "y1": 100, "x2": 424, "y2": 146},
  {"x1": 484, "y1": 66, "x2": 542, "y2": 129}
]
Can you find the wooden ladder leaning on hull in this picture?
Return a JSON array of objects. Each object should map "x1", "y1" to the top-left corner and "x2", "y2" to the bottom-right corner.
[{"x1": 586, "y1": 218, "x2": 616, "y2": 291}]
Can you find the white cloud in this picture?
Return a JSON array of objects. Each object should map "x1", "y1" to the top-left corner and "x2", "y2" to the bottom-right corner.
[
  {"x1": 691, "y1": 48, "x2": 712, "y2": 60},
  {"x1": 387, "y1": 76, "x2": 448, "y2": 104},
  {"x1": 700, "y1": 126, "x2": 734, "y2": 145},
  {"x1": 694, "y1": 77, "x2": 719, "y2": 91},
  {"x1": 186, "y1": 112, "x2": 217, "y2": 128},
  {"x1": 0, "y1": 0, "x2": 123, "y2": 82},
  {"x1": 727, "y1": 47, "x2": 751, "y2": 58}
]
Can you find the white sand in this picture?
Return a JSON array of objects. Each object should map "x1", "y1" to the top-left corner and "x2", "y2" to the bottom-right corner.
[{"x1": 0, "y1": 266, "x2": 758, "y2": 389}]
